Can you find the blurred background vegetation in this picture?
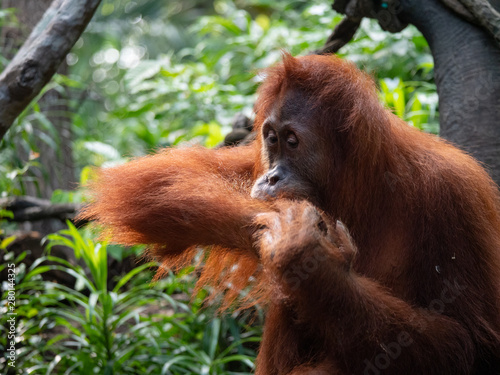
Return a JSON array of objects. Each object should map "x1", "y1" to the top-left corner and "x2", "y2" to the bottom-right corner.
[{"x1": 0, "y1": 0, "x2": 438, "y2": 373}]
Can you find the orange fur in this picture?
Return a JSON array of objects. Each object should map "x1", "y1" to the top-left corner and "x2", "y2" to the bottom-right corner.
[
  {"x1": 79, "y1": 145, "x2": 271, "y2": 305},
  {"x1": 81, "y1": 54, "x2": 500, "y2": 374},
  {"x1": 251, "y1": 54, "x2": 500, "y2": 374}
]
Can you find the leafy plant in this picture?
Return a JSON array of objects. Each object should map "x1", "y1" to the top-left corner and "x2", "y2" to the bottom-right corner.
[
  {"x1": 71, "y1": 0, "x2": 436, "y2": 164},
  {"x1": 0, "y1": 223, "x2": 261, "y2": 374},
  {"x1": 379, "y1": 77, "x2": 438, "y2": 133}
]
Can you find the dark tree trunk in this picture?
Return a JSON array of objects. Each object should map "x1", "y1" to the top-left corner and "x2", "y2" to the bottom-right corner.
[
  {"x1": 400, "y1": 0, "x2": 500, "y2": 185},
  {"x1": 330, "y1": 0, "x2": 500, "y2": 185}
]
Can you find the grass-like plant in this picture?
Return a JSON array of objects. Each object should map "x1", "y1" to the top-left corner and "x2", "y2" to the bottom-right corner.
[{"x1": 0, "y1": 223, "x2": 261, "y2": 374}]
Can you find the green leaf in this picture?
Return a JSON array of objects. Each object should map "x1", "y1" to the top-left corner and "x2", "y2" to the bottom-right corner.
[
  {"x1": 0, "y1": 209, "x2": 14, "y2": 219},
  {"x1": 1, "y1": 235, "x2": 16, "y2": 249},
  {"x1": 113, "y1": 262, "x2": 156, "y2": 293}
]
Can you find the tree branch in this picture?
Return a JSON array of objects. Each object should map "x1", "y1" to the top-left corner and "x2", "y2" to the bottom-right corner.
[
  {"x1": 457, "y1": 0, "x2": 500, "y2": 46},
  {"x1": 439, "y1": 0, "x2": 476, "y2": 23},
  {"x1": 331, "y1": 0, "x2": 408, "y2": 34},
  {"x1": 0, "y1": 0, "x2": 102, "y2": 139},
  {"x1": 314, "y1": 17, "x2": 361, "y2": 54},
  {"x1": 0, "y1": 196, "x2": 81, "y2": 222}
]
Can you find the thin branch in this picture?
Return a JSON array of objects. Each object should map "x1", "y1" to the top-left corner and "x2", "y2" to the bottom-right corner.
[
  {"x1": 314, "y1": 17, "x2": 361, "y2": 54},
  {"x1": 0, "y1": 0, "x2": 102, "y2": 139}
]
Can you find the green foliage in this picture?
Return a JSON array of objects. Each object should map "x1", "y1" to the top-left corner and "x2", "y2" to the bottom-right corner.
[
  {"x1": 0, "y1": 75, "x2": 80, "y2": 197},
  {"x1": 70, "y1": 0, "x2": 437, "y2": 163},
  {"x1": 0, "y1": 7, "x2": 18, "y2": 69},
  {"x1": 0, "y1": 0, "x2": 437, "y2": 198},
  {"x1": 379, "y1": 78, "x2": 438, "y2": 133},
  {"x1": 0, "y1": 224, "x2": 261, "y2": 374}
]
